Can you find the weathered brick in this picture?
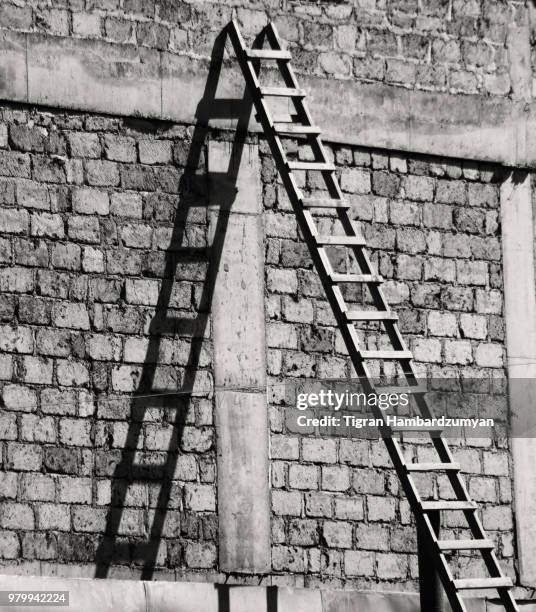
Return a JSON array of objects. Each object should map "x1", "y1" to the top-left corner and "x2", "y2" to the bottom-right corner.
[
  {"x1": 6, "y1": 443, "x2": 43, "y2": 471},
  {"x1": 0, "y1": 151, "x2": 31, "y2": 178},
  {"x1": 67, "y1": 215, "x2": 100, "y2": 243},
  {"x1": 289, "y1": 464, "x2": 318, "y2": 490},
  {"x1": 423, "y1": 202, "x2": 453, "y2": 229},
  {"x1": 53, "y1": 303, "x2": 90, "y2": 330},
  {"x1": 110, "y1": 192, "x2": 142, "y2": 218},
  {"x1": 367, "y1": 495, "x2": 396, "y2": 521},
  {"x1": 120, "y1": 223, "x2": 152, "y2": 248},
  {"x1": 68, "y1": 132, "x2": 101, "y2": 158},
  {"x1": 72, "y1": 12, "x2": 101, "y2": 37},
  {"x1": 323, "y1": 521, "x2": 352, "y2": 548},
  {"x1": 0, "y1": 324, "x2": 33, "y2": 353},
  {"x1": 372, "y1": 171, "x2": 400, "y2": 197},
  {"x1": 139, "y1": 140, "x2": 173, "y2": 164},
  {"x1": 73, "y1": 187, "x2": 110, "y2": 215},
  {"x1": 184, "y1": 541, "x2": 217, "y2": 569},
  {"x1": 482, "y1": 506, "x2": 512, "y2": 531},
  {"x1": 413, "y1": 338, "x2": 441, "y2": 363},
  {"x1": 460, "y1": 313, "x2": 487, "y2": 339},
  {"x1": 22, "y1": 532, "x2": 57, "y2": 560},
  {"x1": 424, "y1": 258, "x2": 455, "y2": 282},
  {"x1": 403, "y1": 174, "x2": 434, "y2": 201},
  {"x1": 456, "y1": 260, "x2": 487, "y2": 286},
  {"x1": 272, "y1": 490, "x2": 302, "y2": 516},
  {"x1": 474, "y1": 343, "x2": 503, "y2": 368},
  {"x1": 468, "y1": 183, "x2": 498, "y2": 208},
  {"x1": 125, "y1": 278, "x2": 160, "y2": 305},
  {"x1": 21, "y1": 474, "x2": 55, "y2": 501},
  {"x1": 59, "y1": 418, "x2": 92, "y2": 447},
  {"x1": 475, "y1": 289, "x2": 502, "y2": 314},
  {"x1": 33, "y1": 156, "x2": 66, "y2": 183},
  {"x1": 103, "y1": 135, "x2": 137, "y2": 163},
  {"x1": 20, "y1": 414, "x2": 56, "y2": 443},
  {"x1": 377, "y1": 552, "x2": 408, "y2": 579},
  {"x1": 21, "y1": 356, "x2": 54, "y2": 384},
  {"x1": 322, "y1": 466, "x2": 350, "y2": 492},
  {"x1": 0, "y1": 208, "x2": 29, "y2": 234},
  {"x1": 0, "y1": 530, "x2": 20, "y2": 559},
  {"x1": 341, "y1": 168, "x2": 371, "y2": 194},
  {"x1": 334, "y1": 497, "x2": 364, "y2": 520},
  {"x1": 15, "y1": 239, "x2": 49, "y2": 267},
  {"x1": 303, "y1": 439, "x2": 337, "y2": 464},
  {"x1": 427, "y1": 311, "x2": 457, "y2": 337},
  {"x1": 30, "y1": 212, "x2": 64, "y2": 239},
  {"x1": 444, "y1": 339, "x2": 472, "y2": 365},
  {"x1": 271, "y1": 435, "x2": 299, "y2": 460},
  {"x1": 1, "y1": 503, "x2": 34, "y2": 530},
  {"x1": 0, "y1": 413, "x2": 17, "y2": 440},
  {"x1": 85, "y1": 160, "x2": 120, "y2": 186},
  {"x1": 345, "y1": 550, "x2": 375, "y2": 576},
  {"x1": 184, "y1": 484, "x2": 216, "y2": 512}
]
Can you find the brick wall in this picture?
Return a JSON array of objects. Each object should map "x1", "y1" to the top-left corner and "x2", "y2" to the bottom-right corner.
[
  {"x1": 262, "y1": 140, "x2": 515, "y2": 589},
  {"x1": 0, "y1": 0, "x2": 530, "y2": 98},
  {"x1": 0, "y1": 94, "x2": 519, "y2": 591},
  {"x1": 0, "y1": 104, "x2": 217, "y2": 577}
]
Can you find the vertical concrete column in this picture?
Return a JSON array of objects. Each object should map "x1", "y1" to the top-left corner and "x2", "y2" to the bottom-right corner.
[
  {"x1": 500, "y1": 171, "x2": 536, "y2": 585},
  {"x1": 208, "y1": 140, "x2": 270, "y2": 573}
]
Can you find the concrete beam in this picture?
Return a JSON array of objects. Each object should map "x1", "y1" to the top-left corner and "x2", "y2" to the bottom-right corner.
[
  {"x1": 500, "y1": 171, "x2": 536, "y2": 586},
  {"x1": 208, "y1": 141, "x2": 270, "y2": 574},
  {"x1": 1, "y1": 31, "x2": 536, "y2": 167},
  {"x1": 0, "y1": 576, "x2": 492, "y2": 612}
]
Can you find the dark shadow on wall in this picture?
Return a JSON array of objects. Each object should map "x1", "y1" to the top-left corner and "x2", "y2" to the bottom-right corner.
[
  {"x1": 94, "y1": 25, "x2": 259, "y2": 579},
  {"x1": 215, "y1": 585, "x2": 278, "y2": 612}
]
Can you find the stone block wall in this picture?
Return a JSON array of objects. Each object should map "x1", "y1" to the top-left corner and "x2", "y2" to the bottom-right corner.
[
  {"x1": 0, "y1": 104, "x2": 217, "y2": 577},
  {"x1": 0, "y1": 96, "x2": 520, "y2": 595},
  {"x1": 0, "y1": 0, "x2": 532, "y2": 98},
  {"x1": 262, "y1": 139, "x2": 515, "y2": 590}
]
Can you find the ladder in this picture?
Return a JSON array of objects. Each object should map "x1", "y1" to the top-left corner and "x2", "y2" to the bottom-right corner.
[{"x1": 227, "y1": 20, "x2": 518, "y2": 612}]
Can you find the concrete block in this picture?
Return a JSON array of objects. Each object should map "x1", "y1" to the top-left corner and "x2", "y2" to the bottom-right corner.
[
  {"x1": 0, "y1": 575, "x2": 145, "y2": 612},
  {"x1": 279, "y1": 587, "x2": 322, "y2": 612},
  {"x1": 27, "y1": 35, "x2": 161, "y2": 119},
  {"x1": 500, "y1": 172, "x2": 536, "y2": 584},
  {"x1": 0, "y1": 31, "x2": 27, "y2": 103},
  {"x1": 145, "y1": 581, "x2": 218, "y2": 612},
  {"x1": 215, "y1": 391, "x2": 270, "y2": 573}
]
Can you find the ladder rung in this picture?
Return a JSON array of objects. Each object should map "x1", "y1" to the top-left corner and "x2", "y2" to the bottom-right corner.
[
  {"x1": 453, "y1": 577, "x2": 512, "y2": 590},
  {"x1": 360, "y1": 350, "x2": 413, "y2": 360},
  {"x1": 301, "y1": 197, "x2": 349, "y2": 209},
  {"x1": 406, "y1": 462, "x2": 460, "y2": 472},
  {"x1": 274, "y1": 123, "x2": 321, "y2": 135},
  {"x1": 346, "y1": 311, "x2": 398, "y2": 322},
  {"x1": 375, "y1": 385, "x2": 427, "y2": 395},
  {"x1": 421, "y1": 501, "x2": 477, "y2": 511},
  {"x1": 438, "y1": 539, "x2": 494, "y2": 551},
  {"x1": 247, "y1": 49, "x2": 291, "y2": 60},
  {"x1": 331, "y1": 273, "x2": 381, "y2": 283},
  {"x1": 271, "y1": 114, "x2": 298, "y2": 123},
  {"x1": 260, "y1": 86, "x2": 305, "y2": 97},
  {"x1": 288, "y1": 161, "x2": 335, "y2": 172},
  {"x1": 317, "y1": 236, "x2": 365, "y2": 247}
]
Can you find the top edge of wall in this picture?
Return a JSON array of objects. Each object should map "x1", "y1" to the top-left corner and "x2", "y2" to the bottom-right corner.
[{"x1": 0, "y1": 30, "x2": 535, "y2": 168}]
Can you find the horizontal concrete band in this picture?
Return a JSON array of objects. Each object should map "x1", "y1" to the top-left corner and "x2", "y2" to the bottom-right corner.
[
  {"x1": 0, "y1": 30, "x2": 534, "y2": 167},
  {"x1": 0, "y1": 574, "x2": 491, "y2": 612}
]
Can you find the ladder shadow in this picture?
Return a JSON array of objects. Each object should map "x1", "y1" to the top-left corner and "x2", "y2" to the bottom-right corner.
[{"x1": 94, "y1": 25, "x2": 258, "y2": 579}]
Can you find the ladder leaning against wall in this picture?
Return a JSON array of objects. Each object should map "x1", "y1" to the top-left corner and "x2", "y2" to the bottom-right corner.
[{"x1": 227, "y1": 19, "x2": 519, "y2": 612}]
